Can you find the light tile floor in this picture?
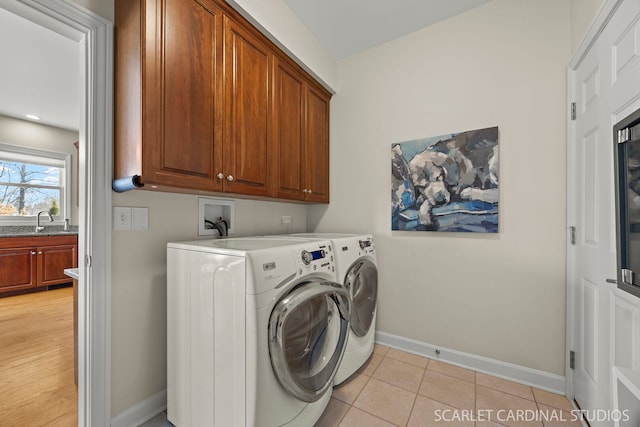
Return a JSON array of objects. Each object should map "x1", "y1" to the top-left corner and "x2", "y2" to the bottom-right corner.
[
  {"x1": 141, "y1": 344, "x2": 580, "y2": 427},
  {"x1": 315, "y1": 344, "x2": 580, "y2": 427}
]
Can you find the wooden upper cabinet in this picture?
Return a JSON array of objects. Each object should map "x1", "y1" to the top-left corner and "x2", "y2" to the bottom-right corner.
[
  {"x1": 273, "y1": 59, "x2": 332, "y2": 202},
  {"x1": 115, "y1": 0, "x2": 223, "y2": 191},
  {"x1": 304, "y1": 85, "x2": 331, "y2": 203},
  {"x1": 115, "y1": 0, "x2": 331, "y2": 202},
  {"x1": 273, "y1": 59, "x2": 305, "y2": 200},
  {"x1": 223, "y1": 17, "x2": 272, "y2": 197}
]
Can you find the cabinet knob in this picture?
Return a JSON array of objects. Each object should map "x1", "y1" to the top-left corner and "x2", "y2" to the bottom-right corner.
[
  {"x1": 216, "y1": 173, "x2": 224, "y2": 180},
  {"x1": 38, "y1": 252, "x2": 43, "y2": 255},
  {"x1": 303, "y1": 189, "x2": 308, "y2": 193},
  {"x1": 226, "y1": 175, "x2": 234, "y2": 182},
  {"x1": 307, "y1": 189, "x2": 313, "y2": 194},
  {"x1": 31, "y1": 251, "x2": 36, "y2": 255}
]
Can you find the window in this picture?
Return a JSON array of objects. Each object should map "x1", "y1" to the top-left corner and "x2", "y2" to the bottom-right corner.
[{"x1": 0, "y1": 142, "x2": 71, "y2": 222}]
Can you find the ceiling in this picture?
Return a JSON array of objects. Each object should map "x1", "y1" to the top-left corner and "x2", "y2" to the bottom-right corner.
[
  {"x1": 0, "y1": 8, "x2": 79, "y2": 131},
  {"x1": 0, "y1": 1, "x2": 490, "y2": 131},
  {"x1": 283, "y1": 0, "x2": 491, "y2": 59}
]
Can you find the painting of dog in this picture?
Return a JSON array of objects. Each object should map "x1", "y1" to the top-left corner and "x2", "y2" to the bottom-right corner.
[{"x1": 391, "y1": 126, "x2": 499, "y2": 232}]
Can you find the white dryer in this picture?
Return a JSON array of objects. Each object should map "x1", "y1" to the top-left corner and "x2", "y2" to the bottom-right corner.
[
  {"x1": 277, "y1": 233, "x2": 378, "y2": 385},
  {"x1": 167, "y1": 237, "x2": 350, "y2": 427}
]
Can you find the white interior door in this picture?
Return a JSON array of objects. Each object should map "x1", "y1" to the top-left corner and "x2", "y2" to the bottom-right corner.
[{"x1": 568, "y1": 0, "x2": 640, "y2": 423}]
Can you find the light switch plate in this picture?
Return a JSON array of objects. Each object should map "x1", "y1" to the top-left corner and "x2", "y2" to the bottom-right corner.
[
  {"x1": 113, "y1": 207, "x2": 132, "y2": 230},
  {"x1": 132, "y1": 207, "x2": 148, "y2": 230}
]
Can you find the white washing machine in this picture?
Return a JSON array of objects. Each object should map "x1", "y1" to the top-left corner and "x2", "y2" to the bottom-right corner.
[
  {"x1": 167, "y1": 237, "x2": 350, "y2": 427},
  {"x1": 271, "y1": 233, "x2": 378, "y2": 385}
]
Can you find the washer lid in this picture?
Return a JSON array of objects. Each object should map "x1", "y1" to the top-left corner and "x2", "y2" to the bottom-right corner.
[
  {"x1": 268, "y1": 280, "x2": 350, "y2": 402},
  {"x1": 345, "y1": 258, "x2": 378, "y2": 337}
]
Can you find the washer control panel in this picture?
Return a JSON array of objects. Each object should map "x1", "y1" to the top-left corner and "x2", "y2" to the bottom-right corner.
[
  {"x1": 296, "y1": 242, "x2": 334, "y2": 274},
  {"x1": 300, "y1": 249, "x2": 325, "y2": 265},
  {"x1": 358, "y1": 237, "x2": 375, "y2": 256}
]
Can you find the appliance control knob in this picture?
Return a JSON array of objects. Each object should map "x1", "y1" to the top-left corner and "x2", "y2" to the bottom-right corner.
[
  {"x1": 359, "y1": 240, "x2": 371, "y2": 250},
  {"x1": 301, "y1": 250, "x2": 312, "y2": 265}
]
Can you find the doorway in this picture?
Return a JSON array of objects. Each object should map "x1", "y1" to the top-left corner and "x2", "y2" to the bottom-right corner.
[
  {"x1": 566, "y1": 0, "x2": 640, "y2": 423},
  {"x1": 0, "y1": 0, "x2": 113, "y2": 425}
]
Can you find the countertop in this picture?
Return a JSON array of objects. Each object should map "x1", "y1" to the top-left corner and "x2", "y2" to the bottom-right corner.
[
  {"x1": 0, "y1": 225, "x2": 79, "y2": 238},
  {"x1": 64, "y1": 268, "x2": 79, "y2": 280}
]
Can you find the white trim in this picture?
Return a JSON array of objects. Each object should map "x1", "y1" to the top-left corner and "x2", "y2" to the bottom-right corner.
[
  {"x1": 565, "y1": 0, "x2": 623, "y2": 407},
  {"x1": 376, "y1": 331, "x2": 566, "y2": 394},
  {"x1": 110, "y1": 389, "x2": 167, "y2": 427},
  {"x1": 565, "y1": 66, "x2": 577, "y2": 402},
  {"x1": 0, "y1": 1, "x2": 113, "y2": 426},
  {"x1": 569, "y1": 0, "x2": 624, "y2": 69}
]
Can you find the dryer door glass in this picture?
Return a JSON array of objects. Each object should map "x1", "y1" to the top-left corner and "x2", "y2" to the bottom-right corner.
[
  {"x1": 269, "y1": 281, "x2": 350, "y2": 402},
  {"x1": 345, "y1": 259, "x2": 378, "y2": 337}
]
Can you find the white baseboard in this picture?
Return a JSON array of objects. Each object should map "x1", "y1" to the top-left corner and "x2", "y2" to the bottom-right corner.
[
  {"x1": 111, "y1": 389, "x2": 167, "y2": 427},
  {"x1": 376, "y1": 331, "x2": 566, "y2": 394},
  {"x1": 110, "y1": 333, "x2": 565, "y2": 427}
]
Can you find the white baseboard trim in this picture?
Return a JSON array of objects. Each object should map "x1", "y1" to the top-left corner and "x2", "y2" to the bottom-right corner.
[
  {"x1": 109, "y1": 334, "x2": 565, "y2": 427},
  {"x1": 111, "y1": 389, "x2": 167, "y2": 427},
  {"x1": 376, "y1": 331, "x2": 566, "y2": 395}
]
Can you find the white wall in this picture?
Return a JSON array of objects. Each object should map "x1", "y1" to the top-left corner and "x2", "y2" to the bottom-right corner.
[
  {"x1": 70, "y1": 0, "x2": 332, "y2": 417},
  {"x1": 74, "y1": 0, "x2": 600, "y2": 416},
  {"x1": 570, "y1": 0, "x2": 606, "y2": 53},
  {"x1": 0, "y1": 115, "x2": 79, "y2": 223},
  {"x1": 110, "y1": 191, "x2": 308, "y2": 415},
  {"x1": 73, "y1": 0, "x2": 113, "y2": 22},
  {"x1": 309, "y1": 0, "x2": 572, "y2": 376}
]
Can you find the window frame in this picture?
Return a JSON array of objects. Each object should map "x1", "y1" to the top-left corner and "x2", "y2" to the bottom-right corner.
[{"x1": 0, "y1": 142, "x2": 72, "y2": 224}]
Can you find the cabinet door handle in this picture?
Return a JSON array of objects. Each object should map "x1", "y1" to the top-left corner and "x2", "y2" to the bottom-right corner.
[
  {"x1": 31, "y1": 251, "x2": 36, "y2": 255},
  {"x1": 307, "y1": 189, "x2": 313, "y2": 194},
  {"x1": 226, "y1": 175, "x2": 234, "y2": 182},
  {"x1": 302, "y1": 189, "x2": 308, "y2": 193},
  {"x1": 38, "y1": 252, "x2": 43, "y2": 255},
  {"x1": 216, "y1": 173, "x2": 224, "y2": 180}
]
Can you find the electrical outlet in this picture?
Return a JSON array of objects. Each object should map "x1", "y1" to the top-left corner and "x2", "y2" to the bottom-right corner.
[
  {"x1": 282, "y1": 215, "x2": 292, "y2": 224},
  {"x1": 113, "y1": 207, "x2": 132, "y2": 230}
]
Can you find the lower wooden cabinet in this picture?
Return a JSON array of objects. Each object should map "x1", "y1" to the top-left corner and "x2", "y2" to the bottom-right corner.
[
  {"x1": 0, "y1": 235, "x2": 78, "y2": 294},
  {"x1": 0, "y1": 247, "x2": 36, "y2": 292}
]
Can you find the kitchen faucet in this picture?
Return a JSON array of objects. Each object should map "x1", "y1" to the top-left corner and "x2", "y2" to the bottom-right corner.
[{"x1": 35, "y1": 210, "x2": 54, "y2": 233}]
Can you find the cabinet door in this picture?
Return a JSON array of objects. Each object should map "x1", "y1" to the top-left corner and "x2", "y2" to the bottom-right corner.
[
  {"x1": 37, "y1": 244, "x2": 77, "y2": 288},
  {"x1": 0, "y1": 248, "x2": 36, "y2": 292},
  {"x1": 224, "y1": 17, "x2": 272, "y2": 196},
  {"x1": 142, "y1": 0, "x2": 223, "y2": 191},
  {"x1": 304, "y1": 86, "x2": 331, "y2": 203},
  {"x1": 273, "y1": 59, "x2": 305, "y2": 200}
]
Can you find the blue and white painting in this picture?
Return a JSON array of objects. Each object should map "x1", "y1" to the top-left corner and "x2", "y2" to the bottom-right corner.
[{"x1": 392, "y1": 126, "x2": 499, "y2": 233}]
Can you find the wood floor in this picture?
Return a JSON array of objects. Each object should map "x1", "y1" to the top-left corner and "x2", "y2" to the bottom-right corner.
[{"x1": 0, "y1": 287, "x2": 77, "y2": 426}]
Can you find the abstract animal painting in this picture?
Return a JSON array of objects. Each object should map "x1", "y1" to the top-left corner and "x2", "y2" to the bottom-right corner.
[{"x1": 392, "y1": 126, "x2": 499, "y2": 233}]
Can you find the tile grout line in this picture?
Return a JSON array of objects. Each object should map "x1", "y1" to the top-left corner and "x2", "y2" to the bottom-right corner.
[
  {"x1": 331, "y1": 347, "x2": 575, "y2": 427},
  {"x1": 404, "y1": 358, "x2": 429, "y2": 427},
  {"x1": 475, "y1": 382, "x2": 537, "y2": 403}
]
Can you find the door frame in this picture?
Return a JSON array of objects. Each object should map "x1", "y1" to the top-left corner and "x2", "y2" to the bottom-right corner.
[
  {"x1": 0, "y1": 1, "x2": 113, "y2": 425},
  {"x1": 565, "y1": 0, "x2": 623, "y2": 402}
]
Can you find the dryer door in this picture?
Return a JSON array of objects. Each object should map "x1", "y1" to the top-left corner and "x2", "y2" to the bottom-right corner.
[
  {"x1": 345, "y1": 258, "x2": 378, "y2": 337},
  {"x1": 268, "y1": 280, "x2": 350, "y2": 402}
]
